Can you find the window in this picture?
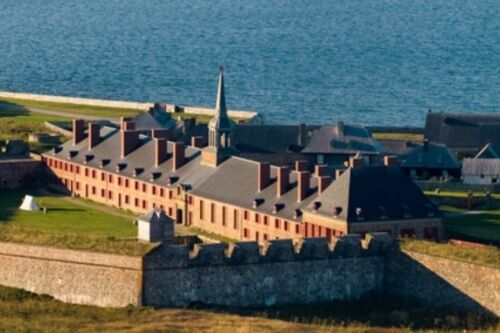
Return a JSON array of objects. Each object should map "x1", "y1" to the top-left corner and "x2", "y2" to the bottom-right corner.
[
  {"x1": 152, "y1": 186, "x2": 157, "y2": 195},
  {"x1": 92, "y1": 170, "x2": 96, "y2": 179},
  {"x1": 134, "y1": 198, "x2": 139, "y2": 207},
  {"x1": 244, "y1": 210, "x2": 249, "y2": 220},
  {"x1": 109, "y1": 174, "x2": 113, "y2": 183},
  {"x1": 135, "y1": 181, "x2": 139, "y2": 190},
  {"x1": 125, "y1": 195, "x2": 129, "y2": 204},
  {"x1": 255, "y1": 231, "x2": 259, "y2": 242},
  {"x1": 101, "y1": 189, "x2": 105, "y2": 198},
  {"x1": 264, "y1": 216, "x2": 268, "y2": 226},
  {"x1": 255, "y1": 213, "x2": 260, "y2": 223},
  {"x1": 222, "y1": 206, "x2": 226, "y2": 226},
  {"x1": 160, "y1": 188, "x2": 165, "y2": 197},
  {"x1": 188, "y1": 196, "x2": 194, "y2": 205},
  {"x1": 85, "y1": 168, "x2": 89, "y2": 177},
  {"x1": 92, "y1": 186, "x2": 96, "y2": 195},
  {"x1": 125, "y1": 179, "x2": 129, "y2": 188},
  {"x1": 108, "y1": 191, "x2": 113, "y2": 200},
  {"x1": 75, "y1": 182, "x2": 80, "y2": 191},
  {"x1": 296, "y1": 224, "x2": 300, "y2": 234},
  {"x1": 243, "y1": 228, "x2": 249, "y2": 238},
  {"x1": 76, "y1": 166, "x2": 80, "y2": 174},
  {"x1": 118, "y1": 177, "x2": 122, "y2": 186},
  {"x1": 168, "y1": 207, "x2": 173, "y2": 216},
  {"x1": 275, "y1": 219, "x2": 280, "y2": 229},
  {"x1": 101, "y1": 173, "x2": 105, "y2": 181},
  {"x1": 264, "y1": 233, "x2": 268, "y2": 241},
  {"x1": 142, "y1": 183, "x2": 147, "y2": 193},
  {"x1": 69, "y1": 164, "x2": 73, "y2": 173},
  {"x1": 284, "y1": 221, "x2": 289, "y2": 231},
  {"x1": 317, "y1": 154, "x2": 325, "y2": 164},
  {"x1": 169, "y1": 191, "x2": 173, "y2": 199},
  {"x1": 210, "y1": 203, "x2": 215, "y2": 223},
  {"x1": 200, "y1": 200, "x2": 204, "y2": 220},
  {"x1": 142, "y1": 200, "x2": 147, "y2": 209},
  {"x1": 233, "y1": 210, "x2": 239, "y2": 229}
]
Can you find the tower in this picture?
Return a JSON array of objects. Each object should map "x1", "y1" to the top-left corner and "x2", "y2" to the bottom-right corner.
[{"x1": 201, "y1": 67, "x2": 237, "y2": 166}]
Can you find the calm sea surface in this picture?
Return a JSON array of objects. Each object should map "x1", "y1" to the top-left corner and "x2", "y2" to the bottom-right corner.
[{"x1": 0, "y1": 0, "x2": 499, "y2": 125}]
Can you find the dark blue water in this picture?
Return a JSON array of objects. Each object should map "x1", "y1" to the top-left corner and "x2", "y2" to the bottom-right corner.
[{"x1": 0, "y1": 1, "x2": 499, "y2": 125}]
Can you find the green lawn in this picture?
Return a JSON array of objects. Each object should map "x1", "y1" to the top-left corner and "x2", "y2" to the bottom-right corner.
[
  {"x1": 372, "y1": 132, "x2": 423, "y2": 142},
  {"x1": 426, "y1": 190, "x2": 500, "y2": 199},
  {"x1": 444, "y1": 210, "x2": 500, "y2": 245},
  {"x1": 0, "y1": 189, "x2": 155, "y2": 256},
  {"x1": 0, "y1": 109, "x2": 69, "y2": 141},
  {"x1": 0, "y1": 97, "x2": 141, "y2": 117},
  {"x1": 400, "y1": 239, "x2": 500, "y2": 269}
]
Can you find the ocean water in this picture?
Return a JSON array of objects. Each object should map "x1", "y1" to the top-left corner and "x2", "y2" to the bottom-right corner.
[{"x1": 0, "y1": 0, "x2": 498, "y2": 126}]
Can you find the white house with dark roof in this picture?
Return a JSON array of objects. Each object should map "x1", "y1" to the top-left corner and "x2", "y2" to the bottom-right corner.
[{"x1": 462, "y1": 158, "x2": 500, "y2": 185}]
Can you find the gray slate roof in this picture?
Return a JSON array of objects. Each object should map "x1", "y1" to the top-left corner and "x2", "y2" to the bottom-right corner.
[
  {"x1": 233, "y1": 125, "x2": 303, "y2": 153},
  {"x1": 305, "y1": 166, "x2": 440, "y2": 223},
  {"x1": 50, "y1": 126, "x2": 216, "y2": 189},
  {"x1": 133, "y1": 107, "x2": 176, "y2": 131},
  {"x1": 475, "y1": 142, "x2": 500, "y2": 159},
  {"x1": 462, "y1": 158, "x2": 500, "y2": 177},
  {"x1": 191, "y1": 157, "x2": 318, "y2": 222},
  {"x1": 424, "y1": 112, "x2": 500, "y2": 150},
  {"x1": 401, "y1": 142, "x2": 460, "y2": 170},
  {"x1": 378, "y1": 140, "x2": 413, "y2": 156},
  {"x1": 302, "y1": 123, "x2": 382, "y2": 155}
]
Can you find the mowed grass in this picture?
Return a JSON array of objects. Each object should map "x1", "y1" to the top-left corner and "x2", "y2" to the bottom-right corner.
[
  {"x1": 444, "y1": 209, "x2": 500, "y2": 245},
  {"x1": 0, "y1": 189, "x2": 155, "y2": 256},
  {"x1": 372, "y1": 132, "x2": 423, "y2": 141},
  {"x1": 400, "y1": 239, "x2": 500, "y2": 269},
  {"x1": 0, "y1": 109, "x2": 69, "y2": 141},
  {"x1": 0, "y1": 97, "x2": 142, "y2": 117},
  {"x1": 0, "y1": 286, "x2": 497, "y2": 333}
]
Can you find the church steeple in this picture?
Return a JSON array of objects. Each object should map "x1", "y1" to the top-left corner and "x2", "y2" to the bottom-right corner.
[{"x1": 202, "y1": 66, "x2": 237, "y2": 167}]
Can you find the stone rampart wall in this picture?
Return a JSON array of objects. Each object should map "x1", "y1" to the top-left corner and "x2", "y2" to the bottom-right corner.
[
  {"x1": 142, "y1": 235, "x2": 389, "y2": 307},
  {"x1": 0, "y1": 242, "x2": 143, "y2": 307},
  {"x1": 0, "y1": 159, "x2": 44, "y2": 188},
  {"x1": 387, "y1": 250, "x2": 500, "y2": 316}
]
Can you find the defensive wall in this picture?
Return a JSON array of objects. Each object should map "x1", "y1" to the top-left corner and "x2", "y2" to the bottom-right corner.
[
  {"x1": 0, "y1": 158, "x2": 45, "y2": 188},
  {"x1": 0, "y1": 235, "x2": 498, "y2": 316},
  {"x1": 0, "y1": 91, "x2": 260, "y2": 122}
]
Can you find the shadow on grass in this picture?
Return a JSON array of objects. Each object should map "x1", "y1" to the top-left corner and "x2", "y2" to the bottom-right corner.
[
  {"x1": 188, "y1": 292, "x2": 498, "y2": 331},
  {"x1": 0, "y1": 189, "x2": 30, "y2": 222},
  {"x1": 0, "y1": 101, "x2": 31, "y2": 118}
]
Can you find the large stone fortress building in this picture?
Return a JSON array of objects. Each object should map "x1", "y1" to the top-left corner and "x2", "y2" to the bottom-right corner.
[{"x1": 42, "y1": 69, "x2": 442, "y2": 242}]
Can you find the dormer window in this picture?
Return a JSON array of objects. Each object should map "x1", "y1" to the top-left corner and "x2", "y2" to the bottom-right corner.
[
  {"x1": 167, "y1": 176, "x2": 178, "y2": 186},
  {"x1": 252, "y1": 198, "x2": 264, "y2": 209},
  {"x1": 333, "y1": 206, "x2": 342, "y2": 217},
  {"x1": 52, "y1": 146, "x2": 63, "y2": 155},
  {"x1": 100, "y1": 159, "x2": 110, "y2": 168},
  {"x1": 150, "y1": 172, "x2": 161, "y2": 181},
  {"x1": 133, "y1": 168, "x2": 144, "y2": 177},
  {"x1": 84, "y1": 154, "x2": 94, "y2": 164},
  {"x1": 312, "y1": 201, "x2": 321, "y2": 212},
  {"x1": 272, "y1": 203, "x2": 284, "y2": 214},
  {"x1": 116, "y1": 163, "x2": 127, "y2": 172},
  {"x1": 293, "y1": 209, "x2": 302, "y2": 219},
  {"x1": 355, "y1": 207, "x2": 364, "y2": 221},
  {"x1": 67, "y1": 150, "x2": 78, "y2": 159}
]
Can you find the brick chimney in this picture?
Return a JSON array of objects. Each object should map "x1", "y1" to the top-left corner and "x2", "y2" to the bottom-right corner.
[
  {"x1": 317, "y1": 176, "x2": 332, "y2": 194},
  {"x1": 349, "y1": 156, "x2": 364, "y2": 168},
  {"x1": 88, "y1": 122, "x2": 101, "y2": 150},
  {"x1": 72, "y1": 119, "x2": 85, "y2": 146},
  {"x1": 295, "y1": 160, "x2": 308, "y2": 172},
  {"x1": 297, "y1": 171, "x2": 310, "y2": 202},
  {"x1": 257, "y1": 162, "x2": 271, "y2": 192},
  {"x1": 314, "y1": 164, "x2": 328, "y2": 177},
  {"x1": 154, "y1": 138, "x2": 168, "y2": 167},
  {"x1": 191, "y1": 136, "x2": 205, "y2": 148},
  {"x1": 383, "y1": 155, "x2": 400, "y2": 167},
  {"x1": 277, "y1": 166, "x2": 290, "y2": 197},
  {"x1": 120, "y1": 127, "x2": 140, "y2": 158},
  {"x1": 120, "y1": 117, "x2": 133, "y2": 130},
  {"x1": 152, "y1": 129, "x2": 170, "y2": 139},
  {"x1": 173, "y1": 142, "x2": 185, "y2": 171}
]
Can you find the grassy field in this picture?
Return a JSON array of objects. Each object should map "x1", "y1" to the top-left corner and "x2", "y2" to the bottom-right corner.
[
  {"x1": 443, "y1": 209, "x2": 500, "y2": 245},
  {"x1": 0, "y1": 286, "x2": 497, "y2": 333},
  {"x1": 0, "y1": 97, "x2": 141, "y2": 117},
  {"x1": 372, "y1": 132, "x2": 423, "y2": 141},
  {"x1": 400, "y1": 239, "x2": 500, "y2": 269},
  {"x1": 427, "y1": 190, "x2": 500, "y2": 199},
  {"x1": 0, "y1": 189, "x2": 155, "y2": 256},
  {"x1": 0, "y1": 109, "x2": 69, "y2": 141}
]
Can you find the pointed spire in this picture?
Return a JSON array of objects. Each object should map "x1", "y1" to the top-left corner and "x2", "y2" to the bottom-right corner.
[{"x1": 215, "y1": 66, "x2": 228, "y2": 118}]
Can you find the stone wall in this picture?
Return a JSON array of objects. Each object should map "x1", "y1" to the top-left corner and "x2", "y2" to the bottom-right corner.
[
  {"x1": 0, "y1": 242, "x2": 143, "y2": 307},
  {"x1": 0, "y1": 91, "x2": 259, "y2": 121},
  {"x1": 387, "y1": 250, "x2": 500, "y2": 317},
  {"x1": 142, "y1": 235, "x2": 389, "y2": 307},
  {"x1": 0, "y1": 159, "x2": 44, "y2": 188}
]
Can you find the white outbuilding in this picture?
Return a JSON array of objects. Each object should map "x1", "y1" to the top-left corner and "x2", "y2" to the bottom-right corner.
[
  {"x1": 19, "y1": 195, "x2": 39, "y2": 212},
  {"x1": 137, "y1": 209, "x2": 174, "y2": 243}
]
